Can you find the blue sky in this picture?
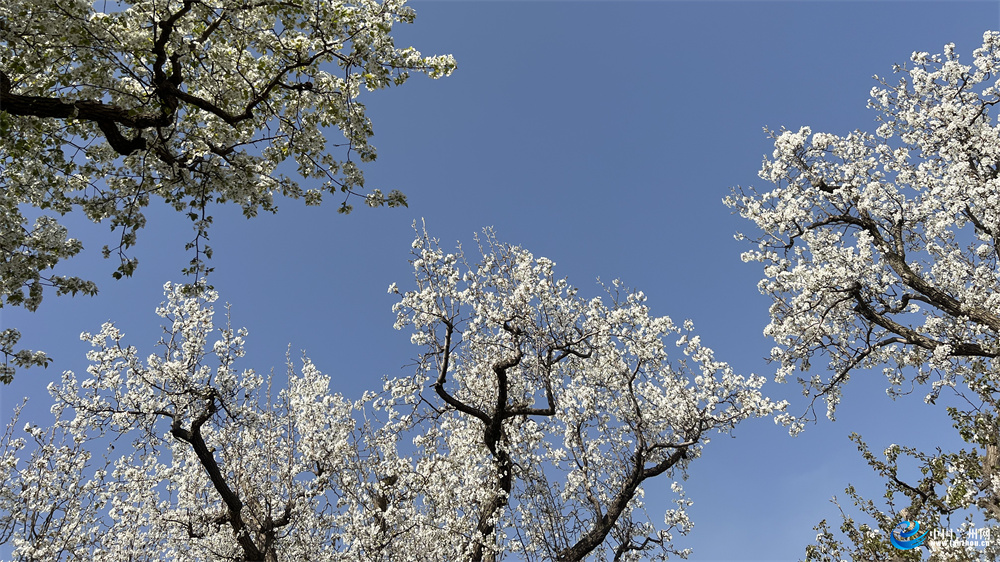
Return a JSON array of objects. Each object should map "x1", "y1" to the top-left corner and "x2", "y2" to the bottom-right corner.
[{"x1": 4, "y1": 1, "x2": 1000, "y2": 560}]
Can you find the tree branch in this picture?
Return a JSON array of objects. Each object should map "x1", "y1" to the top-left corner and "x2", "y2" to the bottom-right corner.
[
  {"x1": 169, "y1": 395, "x2": 264, "y2": 561},
  {"x1": 431, "y1": 321, "x2": 491, "y2": 425},
  {"x1": 556, "y1": 445, "x2": 690, "y2": 562}
]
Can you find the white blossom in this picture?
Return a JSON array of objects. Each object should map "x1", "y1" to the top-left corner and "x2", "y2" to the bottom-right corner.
[
  {"x1": 0, "y1": 227, "x2": 781, "y2": 561},
  {"x1": 730, "y1": 32, "x2": 1000, "y2": 561},
  {"x1": 0, "y1": 0, "x2": 455, "y2": 378}
]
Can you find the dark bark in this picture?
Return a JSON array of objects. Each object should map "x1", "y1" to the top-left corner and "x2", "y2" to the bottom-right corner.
[
  {"x1": 169, "y1": 395, "x2": 266, "y2": 561},
  {"x1": 0, "y1": 70, "x2": 165, "y2": 155},
  {"x1": 0, "y1": 0, "x2": 320, "y2": 160},
  {"x1": 554, "y1": 447, "x2": 690, "y2": 562}
]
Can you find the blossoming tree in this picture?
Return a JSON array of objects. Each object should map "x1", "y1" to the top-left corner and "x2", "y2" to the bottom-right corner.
[
  {"x1": 727, "y1": 31, "x2": 1000, "y2": 560},
  {"x1": 0, "y1": 0, "x2": 455, "y2": 379},
  {"x1": 0, "y1": 227, "x2": 782, "y2": 561}
]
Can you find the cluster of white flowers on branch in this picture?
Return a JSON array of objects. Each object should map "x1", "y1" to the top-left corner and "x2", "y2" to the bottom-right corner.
[
  {"x1": 0, "y1": 0, "x2": 454, "y2": 378},
  {"x1": 728, "y1": 31, "x2": 1000, "y2": 559},
  {"x1": 0, "y1": 227, "x2": 782, "y2": 561},
  {"x1": 727, "y1": 31, "x2": 1000, "y2": 426},
  {"x1": 384, "y1": 225, "x2": 783, "y2": 561}
]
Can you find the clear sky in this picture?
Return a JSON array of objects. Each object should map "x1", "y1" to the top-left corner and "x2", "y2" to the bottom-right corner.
[{"x1": 3, "y1": 1, "x2": 1000, "y2": 560}]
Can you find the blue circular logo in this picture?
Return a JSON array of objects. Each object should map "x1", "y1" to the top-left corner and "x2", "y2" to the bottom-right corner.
[{"x1": 890, "y1": 520, "x2": 928, "y2": 550}]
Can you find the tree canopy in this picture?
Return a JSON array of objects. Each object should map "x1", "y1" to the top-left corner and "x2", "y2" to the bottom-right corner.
[
  {"x1": 728, "y1": 31, "x2": 1000, "y2": 560},
  {"x1": 0, "y1": 227, "x2": 781, "y2": 561},
  {"x1": 0, "y1": 0, "x2": 454, "y2": 379},
  {"x1": 5, "y1": 0, "x2": 1000, "y2": 558}
]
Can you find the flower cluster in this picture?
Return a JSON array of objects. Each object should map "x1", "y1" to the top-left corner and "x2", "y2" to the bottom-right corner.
[
  {"x1": 727, "y1": 31, "x2": 1000, "y2": 424},
  {"x1": 0, "y1": 0, "x2": 455, "y2": 378},
  {"x1": 1, "y1": 227, "x2": 781, "y2": 560},
  {"x1": 381, "y1": 223, "x2": 783, "y2": 559},
  {"x1": 729, "y1": 32, "x2": 1000, "y2": 559}
]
